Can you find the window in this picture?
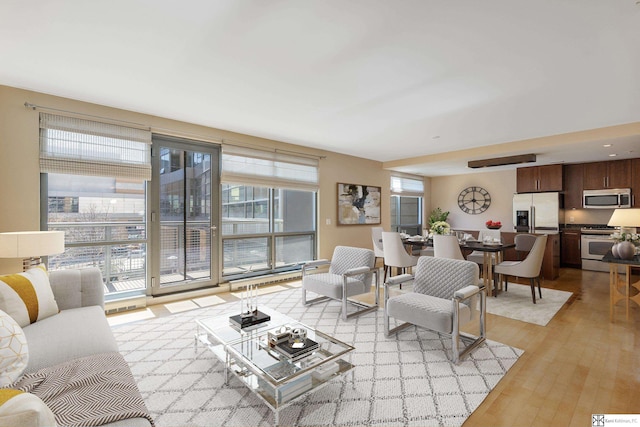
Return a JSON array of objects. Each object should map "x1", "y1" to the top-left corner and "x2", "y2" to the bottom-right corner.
[
  {"x1": 221, "y1": 185, "x2": 316, "y2": 278},
  {"x1": 221, "y1": 146, "x2": 319, "y2": 279},
  {"x1": 40, "y1": 113, "x2": 151, "y2": 299},
  {"x1": 390, "y1": 175, "x2": 424, "y2": 235}
]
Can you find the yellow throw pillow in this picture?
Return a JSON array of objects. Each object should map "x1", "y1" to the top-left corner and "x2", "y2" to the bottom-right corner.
[
  {"x1": 0, "y1": 389, "x2": 57, "y2": 427},
  {"x1": 0, "y1": 266, "x2": 59, "y2": 327}
]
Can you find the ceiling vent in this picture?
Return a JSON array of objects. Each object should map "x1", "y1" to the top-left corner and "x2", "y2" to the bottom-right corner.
[{"x1": 468, "y1": 153, "x2": 537, "y2": 169}]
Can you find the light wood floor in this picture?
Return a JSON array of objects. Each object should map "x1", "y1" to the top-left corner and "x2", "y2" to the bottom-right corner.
[{"x1": 110, "y1": 267, "x2": 640, "y2": 426}]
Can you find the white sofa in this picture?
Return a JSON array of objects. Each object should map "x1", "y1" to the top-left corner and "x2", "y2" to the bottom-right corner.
[{"x1": 21, "y1": 268, "x2": 152, "y2": 427}]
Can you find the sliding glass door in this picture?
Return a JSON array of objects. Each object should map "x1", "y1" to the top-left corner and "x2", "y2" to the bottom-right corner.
[{"x1": 150, "y1": 136, "x2": 220, "y2": 295}]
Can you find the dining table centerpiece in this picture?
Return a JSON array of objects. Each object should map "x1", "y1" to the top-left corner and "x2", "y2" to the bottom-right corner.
[{"x1": 431, "y1": 221, "x2": 451, "y2": 235}]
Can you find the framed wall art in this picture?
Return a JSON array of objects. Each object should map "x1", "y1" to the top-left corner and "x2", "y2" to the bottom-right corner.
[{"x1": 337, "y1": 183, "x2": 381, "y2": 225}]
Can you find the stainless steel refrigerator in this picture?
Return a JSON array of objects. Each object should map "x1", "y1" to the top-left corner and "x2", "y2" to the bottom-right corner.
[{"x1": 513, "y1": 192, "x2": 561, "y2": 232}]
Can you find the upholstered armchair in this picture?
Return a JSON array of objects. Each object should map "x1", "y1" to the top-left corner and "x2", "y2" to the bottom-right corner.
[
  {"x1": 302, "y1": 246, "x2": 379, "y2": 321},
  {"x1": 384, "y1": 256, "x2": 486, "y2": 364}
]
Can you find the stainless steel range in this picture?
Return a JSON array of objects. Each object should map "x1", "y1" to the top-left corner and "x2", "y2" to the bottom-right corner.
[{"x1": 580, "y1": 226, "x2": 621, "y2": 272}]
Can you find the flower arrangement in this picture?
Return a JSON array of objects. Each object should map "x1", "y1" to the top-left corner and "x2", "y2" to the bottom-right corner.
[
  {"x1": 431, "y1": 221, "x2": 451, "y2": 235},
  {"x1": 428, "y1": 207, "x2": 449, "y2": 229},
  {"x1": 611, "y1": 231, "x2": 640, "y2": 246}
]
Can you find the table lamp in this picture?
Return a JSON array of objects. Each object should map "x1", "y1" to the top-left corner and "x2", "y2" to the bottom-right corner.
[
  {"x1": 0, "y1": 231, "x2": 65, "y2": 270},
  {"x1": 607, "y1": 209, "x2": 640, "y2": 235}
]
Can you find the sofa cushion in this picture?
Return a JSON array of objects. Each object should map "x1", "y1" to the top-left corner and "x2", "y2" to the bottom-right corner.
[
  {"x1": 0, "y1": 310, "x2": 29, "y2": 386},
  {"x1": 386, "y1": 292, "x2": 471, "y2": 334},
  {"x1": 0, "y1": 267, "x2": 59, "y2": 328},
  {"x1": 303, "y1": 273, "x2": 367, "y2": 300},
  {"x1": 22, "y1": 306, "x2": 118, "y2": 373},
  {"x1": 0, "y1": 389, "x2": 56, "y2": 427}
]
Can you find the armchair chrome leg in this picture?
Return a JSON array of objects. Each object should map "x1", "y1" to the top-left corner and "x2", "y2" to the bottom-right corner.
[
  {"x1": 303, "y1": 294, "x2": 331, "y2": 306},
  {"x1": 386, "y1": 321, "x2": 412, "y2": 337},
  {"x1": 452, "y1": 300, "x2": 460, "y2": 364}
]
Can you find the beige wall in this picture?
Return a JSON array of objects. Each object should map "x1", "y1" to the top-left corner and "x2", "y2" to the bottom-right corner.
[
  {"x1": 0, "y1": 85, "x2": 395, "y2": 273},
  {"x1": 429, "y1": 170, "x2": 517, "y2": 231}
]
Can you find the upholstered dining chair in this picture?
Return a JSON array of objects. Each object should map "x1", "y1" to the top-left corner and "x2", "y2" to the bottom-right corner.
[
  {"x1": 371, "y1": 227, "x2": 387, "y2": 280},
  {"x1": 384, "y1": 256, "x2": 486, "y2": 364},
  {"x1": 433, "y1": 234, "x2": 465, "y2": 260},
  {"x1": 514, "y1": 233, "x2": 537, "y2": 260},
  {"x1": 493, "y1": 234, "x2": 548, "y2": 303},
  {"x1": 381, "y1": 232, "x2": 419, "y2": 277},
  {"x1": 302, "y1": 246, "x2": 379, "y2": 321}
]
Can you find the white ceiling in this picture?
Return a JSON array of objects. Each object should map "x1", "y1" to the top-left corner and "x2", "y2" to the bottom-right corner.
[{"x1": 1, "y1": 0, "x2": 639, "y2": 176}]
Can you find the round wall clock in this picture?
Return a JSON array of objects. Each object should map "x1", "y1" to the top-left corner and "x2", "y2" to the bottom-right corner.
[{"x1": 458, "y1": 186, "x2": 491, "y2": 215}]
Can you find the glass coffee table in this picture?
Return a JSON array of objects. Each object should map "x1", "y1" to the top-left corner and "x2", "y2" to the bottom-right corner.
[{"x1": 195, "y1": 306, "x2": 354, "y2": 425}]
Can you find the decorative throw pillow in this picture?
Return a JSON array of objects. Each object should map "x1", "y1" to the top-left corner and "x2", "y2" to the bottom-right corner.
[
  {"x1": 0, "y1": 309, "x2": 29, "y2": 386},
  {"x1": 0, "y1": 389, "x2": 57, "y2": 427},
  {"x1": 0, "y1": 266, "x2": 59, "y2": 327}
]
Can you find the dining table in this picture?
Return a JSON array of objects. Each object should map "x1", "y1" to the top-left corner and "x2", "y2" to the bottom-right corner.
[{"x1": 402, "y1": 237, "x2": 515, "y2": 297}]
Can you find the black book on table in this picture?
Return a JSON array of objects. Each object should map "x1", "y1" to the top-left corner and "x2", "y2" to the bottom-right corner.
[
  {"x1": 229, "y1": 310, "x2": 271, "y2": 329},
  {"x1": 274, "y1": 338, "x2": 319, "y2": 359}
]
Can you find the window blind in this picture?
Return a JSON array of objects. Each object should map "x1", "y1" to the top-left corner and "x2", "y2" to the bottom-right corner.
[
  {"x1": 221, "y1": 145, "x2": 319, "y2": 190},
  {"x1": 390, "y1": 175, "x2": 424, "y2": 196},
  {"x1": 39, "y1": 113, "x2": 152, "y2": 181}
]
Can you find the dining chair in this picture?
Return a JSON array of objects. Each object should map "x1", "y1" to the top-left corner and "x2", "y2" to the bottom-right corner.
[
  {"x1": 493, "y1": 234, "x2": 548, "y2": 303},
  {"x1": 371, "y1": 227, "x2": 388, "y2": 280},
  {"x1": 381, "y1": 232, "x2": 419, "y2": 277},
  {"x1": 433, "y1": 234, "x2": 465, "y2": 260},
  {"x1": 302, "y1": 246, "x2": 379, "y2": 321},
  {"x1": 514, "y1": 233, "x2": 537, "y2": 260}
]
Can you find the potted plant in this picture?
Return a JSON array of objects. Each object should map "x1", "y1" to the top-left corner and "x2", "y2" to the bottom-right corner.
[{"x1": 428, "y1": 207, "x2": 449, "y2": 229}]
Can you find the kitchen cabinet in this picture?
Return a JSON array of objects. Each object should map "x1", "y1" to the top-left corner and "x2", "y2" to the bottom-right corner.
[
  {"x1": 542, "y1": 233, "x2": 560, "y2": 280},
  {"x1": 633, "y1": 158, "x2": 640, "y2": 207},
  {"x1": 516, "y1": 164, "x2": 563, "y2": 193},
  {"x1": 561, "y1": 229, "x2": 581, "y2": 268},
  {"x1": 563, "y1": 164, "x2": 584, "y2": 209},
  {"x1": 583, "y1": 159, "x2": 631, "y2": 190}
]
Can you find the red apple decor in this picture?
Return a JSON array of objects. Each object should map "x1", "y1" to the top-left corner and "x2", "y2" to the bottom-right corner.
[{"x1": 486, "y1": 220, "x2": 502, "y2": 230}]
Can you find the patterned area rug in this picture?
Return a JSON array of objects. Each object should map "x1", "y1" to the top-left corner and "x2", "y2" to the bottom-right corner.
[
  {"x1": 112, "y1": 288, "x2": 523, "y2": 427},
  {"x1": 486, "y1": 283, "x2": 573, "y2": 326}
]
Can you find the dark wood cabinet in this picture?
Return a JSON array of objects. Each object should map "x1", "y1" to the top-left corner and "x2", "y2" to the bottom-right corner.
[
  {"x1": 583, "y1": 160, "x2": 631, "y2": 190},
  {"x1": 517, "y1": 164, "x2": 563, "y2": 193},
  {"x1": 561, "y1": 230, "x2": 581, "y2": 268},
  {"x1": 633, "y1": 158, "x2": 640, "y2": 207},
  {"x1": 542, "y1": 233, "x2": 560, "y2": 280},
  {"x1": 563, "y1": 164, "x2": 584, "y2": 209}
]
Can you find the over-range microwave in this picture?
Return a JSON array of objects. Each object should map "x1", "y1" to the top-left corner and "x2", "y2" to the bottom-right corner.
[{"x1": 583, "y1": 188, "x2": 631, "y2": 209}]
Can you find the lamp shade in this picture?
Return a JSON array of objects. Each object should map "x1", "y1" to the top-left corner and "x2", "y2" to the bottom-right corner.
[
  {"x1": 0, "y1": 231, "x2": 65, "y2": 258},
  {"x1": 607, "y1": 209, "x2": 640, "y2": 227}
]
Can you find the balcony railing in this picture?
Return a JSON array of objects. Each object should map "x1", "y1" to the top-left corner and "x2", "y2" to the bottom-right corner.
[{"x1": 47, "y1": 221, "x2": 147, "y2": 297}]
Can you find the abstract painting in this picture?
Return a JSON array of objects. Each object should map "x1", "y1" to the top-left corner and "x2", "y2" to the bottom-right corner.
[{"x1": 337, "y1": 183, "x2": 381, "y2": 225}]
